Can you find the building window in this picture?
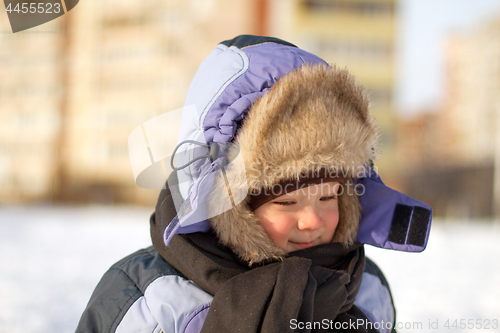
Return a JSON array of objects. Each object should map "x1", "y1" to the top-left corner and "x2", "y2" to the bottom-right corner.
[
  {"x1": 320, "y1": 40, "x2": 392, "y2": 61},
  {"x1": 303, "y1": 0, "x2": 394, "y2": 16}
]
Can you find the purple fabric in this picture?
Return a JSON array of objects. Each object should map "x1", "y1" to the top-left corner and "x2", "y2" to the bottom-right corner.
[
  {"x1": 180, "y1": 303, "x2": 211, "y2": 333},
  {"x1": 180, "y1": 131, "x2": 212, "y2": 189},
  {"x1": 203, "y1": 43, "x2": 326, "y2": 144},
  {"x1": 166, "y1": 40, "x2": 433, "y2": 254},
  {"x1": 164, "y1": 160, "x2": 218, "y2": 245},
  {"x1": 355, "y1": 169, "x2": 432, "y2": 252},
  {"x1": 166, "y1": 42, "x2": 326, "y2": 245}
]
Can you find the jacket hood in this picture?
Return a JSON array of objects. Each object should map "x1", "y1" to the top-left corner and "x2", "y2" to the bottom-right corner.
[
  {"x1": 208, "y1": 63, "x2": 376, "y2": 263},
  {"x1": 162, "y1": 35, "x2": 432, "y2": 263}
]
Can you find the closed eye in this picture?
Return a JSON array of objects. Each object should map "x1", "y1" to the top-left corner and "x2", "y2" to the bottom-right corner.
[
  {"x1": 273, "y1": 201, "x2": 296, "y2": 206},
  {"x1": 319, "y1": 195, "x2": 337, "y2": 201}
]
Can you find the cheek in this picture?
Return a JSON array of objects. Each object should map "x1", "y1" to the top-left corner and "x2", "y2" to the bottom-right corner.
[
  {"x1": 322, "y1": 208, "x2": 340, "y2": 240},
  {"x1": 257, "y1": 214, "x2": 295, "y2": 248}
]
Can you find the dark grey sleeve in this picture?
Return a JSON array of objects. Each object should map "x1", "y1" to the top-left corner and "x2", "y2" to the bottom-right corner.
[
  {"x1": 76, "y1": 267, "x2": 143, "y2": 333},
  {"x1": 75, "y1": 247, "x2": 181, "y2": 333},
  {"x1": 354, "y1": 257, "x2": 398, "y2": 333}
]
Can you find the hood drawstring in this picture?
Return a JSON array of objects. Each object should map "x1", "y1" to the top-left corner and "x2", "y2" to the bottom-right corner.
[{"x1": 170, "y1": 140, "x2": 220, "y2": 171}]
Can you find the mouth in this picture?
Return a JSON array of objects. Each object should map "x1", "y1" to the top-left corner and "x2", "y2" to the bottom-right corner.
[{"x1": 289, "y1": 240, "x2": 315, "y2": 249}]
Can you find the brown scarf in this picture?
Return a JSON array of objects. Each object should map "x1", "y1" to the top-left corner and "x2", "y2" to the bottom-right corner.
[{"x1": 151, "y1": 181, "x2": 376, "y2": 333}]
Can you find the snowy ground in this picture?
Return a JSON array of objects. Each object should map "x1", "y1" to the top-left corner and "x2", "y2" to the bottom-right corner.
[{"x1": 0, "y1": 205, "x2": 499, "y2": 333}]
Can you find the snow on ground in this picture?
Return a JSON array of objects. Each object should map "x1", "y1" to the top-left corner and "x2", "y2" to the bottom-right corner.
[
  {"x1": 0, "y1": 205, "x2": 499, "y2": 333},
  {"x1": 365, "y1": 221, "x2": 500, "y2": 332},
  {"x1": 0, "y1": 205, "x2": 153, "y2": 333}
]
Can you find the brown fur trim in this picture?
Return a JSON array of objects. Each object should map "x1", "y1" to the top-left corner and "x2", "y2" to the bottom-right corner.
[
  {"x1": 209, "y1": 64, "x2": 378, "y2": 264},
  {"x1": 332, "y1": 178, "x2": 361, "y2": 245}
]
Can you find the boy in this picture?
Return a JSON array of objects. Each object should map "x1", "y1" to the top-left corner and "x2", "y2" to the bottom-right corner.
[{"x1": 77, "y1": 35, "x2": 432, "y2": 333}]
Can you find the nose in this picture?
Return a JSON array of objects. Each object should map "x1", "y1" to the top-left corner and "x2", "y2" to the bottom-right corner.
[{"x1": 297, "y1": 206, "x2": 322, "y2": 231}]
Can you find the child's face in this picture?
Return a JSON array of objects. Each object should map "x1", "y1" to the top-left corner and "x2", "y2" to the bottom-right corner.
[{"x1": 254, "y1": 182, "x2": 340, "y2": 253}]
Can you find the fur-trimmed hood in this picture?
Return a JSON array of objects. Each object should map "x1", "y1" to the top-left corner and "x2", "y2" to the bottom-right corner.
[
  {"x1": 160, "y1": 35, "x2": 433, "y2": 264},
  {"x1": 208, "y1": 64, "x2": 377, "y2": 263}
]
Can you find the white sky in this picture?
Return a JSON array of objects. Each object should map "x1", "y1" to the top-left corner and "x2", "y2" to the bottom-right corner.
[{"x1": 396, "y1": 0, "x2": 500, "y2": 116}]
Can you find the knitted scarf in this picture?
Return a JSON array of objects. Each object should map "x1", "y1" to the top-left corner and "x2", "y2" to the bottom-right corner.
[{"x1": 151, "y1": 183, "x2": 378, "y2": 333}]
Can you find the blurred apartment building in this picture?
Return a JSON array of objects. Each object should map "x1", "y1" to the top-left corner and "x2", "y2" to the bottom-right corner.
[
  {"x1": 0, "y1": 0, "x2": 256, "y2": 205},
  {"x1": 397, "y1": 16, "x2": 500, "y2": 217},
  {"x1": 0, "y1": 16, "x2": 63, "y2": 202},
  {"x1": 0, "y1": 0, "x2": 399, "y2": 205}
]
